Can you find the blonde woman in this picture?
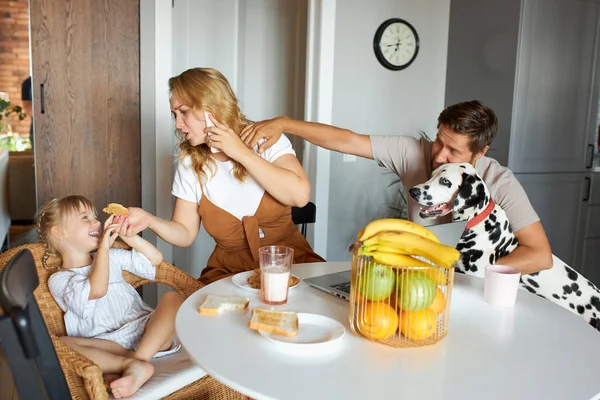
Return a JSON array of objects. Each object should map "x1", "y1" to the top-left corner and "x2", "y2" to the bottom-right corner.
[{"x1": 127, "y1": 68, "x2": 324, "y2": 285}]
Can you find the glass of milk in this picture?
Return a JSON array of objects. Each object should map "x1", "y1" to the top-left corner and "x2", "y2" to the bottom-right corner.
[{"x1": 259, "y1": 246, "x2": 294, "y2": 306}]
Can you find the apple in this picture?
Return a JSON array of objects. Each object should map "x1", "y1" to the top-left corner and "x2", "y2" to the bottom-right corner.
[
  {"x1": 397, "y1": 272, "x2": 436, "y2": 311},
  {"x1": 358, "y1": 264, "x2": 396, "y2": 301}
]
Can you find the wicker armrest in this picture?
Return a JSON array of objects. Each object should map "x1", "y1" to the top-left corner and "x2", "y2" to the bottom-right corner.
[
  {"x1": 123, "y1": 261, "x2": 202, "y2": 298},
  {"x1": 51, "y1": 334, "x2": 108, "y2": 400},
  {"x1": 114, "y1": 240, "x2": 203, "y2": 298}
]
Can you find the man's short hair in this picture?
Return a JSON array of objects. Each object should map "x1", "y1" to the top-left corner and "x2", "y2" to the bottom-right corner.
[{"x1": 437, "y1": 100, "x2": 498, "y2": 154}]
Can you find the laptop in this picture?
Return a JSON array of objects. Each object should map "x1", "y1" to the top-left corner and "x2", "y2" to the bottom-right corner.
[{"x1": 303, "y1": 220, "x2": 467, "y2": 300}]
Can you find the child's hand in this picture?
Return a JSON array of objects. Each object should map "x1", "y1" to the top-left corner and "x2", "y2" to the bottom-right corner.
[
  {"x1": 100, "y1": 215, "x2": 121, "y2": 249},
  {"x1": 114, "y1": 215, "x2": 136, "y2": 239}
]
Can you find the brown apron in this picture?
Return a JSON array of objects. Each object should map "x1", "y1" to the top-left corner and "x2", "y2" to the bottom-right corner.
[{"x1": 197, "y1": 191, "x2": 325, "y2": 285}]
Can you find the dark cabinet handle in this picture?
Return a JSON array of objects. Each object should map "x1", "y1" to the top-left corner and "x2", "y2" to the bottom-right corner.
[
  {"x1": 40, "y1": 84, "x2": 45, "y2": 114},
  {"x1": 586, "y1": 144, "x2": 594, "y2": 168},
  {"x1": 583, "y1": 177, "x2": 591, "y2": 201}
]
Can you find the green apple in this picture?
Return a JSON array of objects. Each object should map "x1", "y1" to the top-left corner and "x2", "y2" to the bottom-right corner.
[
  {"x1": 358, "y1": 264, "x2": 396, "y2": 301},
  {"x1": 397, "y1": 272, "x2": 436, "y2": 311}
]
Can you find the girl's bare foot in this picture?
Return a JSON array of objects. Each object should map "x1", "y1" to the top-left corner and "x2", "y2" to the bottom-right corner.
[
  {"x1": 109, "y1": 359, "x2": 154, "y2": 399},
  {"x1": 103, "y1": 373, "x2": 121, "y2": 390}
]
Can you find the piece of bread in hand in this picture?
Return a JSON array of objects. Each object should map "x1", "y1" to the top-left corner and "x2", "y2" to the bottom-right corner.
[
  {"x1": 198, "y1": 295, "x2": 250, "y2": 316},
  {"x1": 248, "y1": 308, "x2": 298, "y2": 337},
  {"x1": 103, "y1": 203, "x2": 129, "y2": 217}
]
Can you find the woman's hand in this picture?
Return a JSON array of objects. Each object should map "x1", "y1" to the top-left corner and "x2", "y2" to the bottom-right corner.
[
  {"x1": 240, "y1": 117, "x2": 285, "y2": 154},
  {"x1": 114, "y1": 215, "x2": 136, "y2": 239},
  {"x1": 206, "y1": 114, "x2": 254, "y2": 161},
  {"x1": 126, "y1": 207, "x2": 155, "y2": 235},
  {"x1": 100, "y1": 216, "x2": 121, "y2": 249}
]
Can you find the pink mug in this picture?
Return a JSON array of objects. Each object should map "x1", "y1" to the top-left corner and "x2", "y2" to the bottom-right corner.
[{"x1": 484, "y1": 265, "x2": 521, "y2": 307}]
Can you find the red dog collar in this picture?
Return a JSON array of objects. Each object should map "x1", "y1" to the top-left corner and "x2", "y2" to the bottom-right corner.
[{"x1": 465, "y1": 199, "x2": 495, "y2": 230}]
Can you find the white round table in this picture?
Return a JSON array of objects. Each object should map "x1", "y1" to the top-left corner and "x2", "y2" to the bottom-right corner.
[{"x1": 175, "y1": 262, "x2": 600, "y2": 400}]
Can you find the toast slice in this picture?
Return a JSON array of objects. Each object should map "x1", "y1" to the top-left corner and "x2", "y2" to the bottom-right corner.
[
  {"x1": 198, "y1": 295, "x2": 249, "y2": 316},
  {"x1": 248, "y1": 308, "x2": 298, "y2": 337},
  {"x1": 103, "y1": 203, "x2": 129, "y2": 217}
]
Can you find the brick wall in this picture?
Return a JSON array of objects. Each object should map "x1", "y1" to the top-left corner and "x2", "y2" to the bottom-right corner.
[{"x1": 0, "y1": 0, "x2": 31, "y2": 137}]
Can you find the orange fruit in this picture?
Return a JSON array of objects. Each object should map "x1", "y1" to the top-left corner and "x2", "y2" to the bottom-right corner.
[
  {"x1": 428, "y1": 287, "x2": 446, "y2": 316},
  {"x1": 400, "y1": 309, "x2": 436, "y2": 340},
  {"x1": 423, "y1": 267, "x2": 448, "y2": 285},
  {"x1": 357, "y1": 301, "x2": 399, "y2": 340}
]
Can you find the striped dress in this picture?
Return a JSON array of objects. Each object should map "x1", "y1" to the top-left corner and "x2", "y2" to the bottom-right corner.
[{"x1": 48, "y1": 248, "x2": 156, "y2": 350}]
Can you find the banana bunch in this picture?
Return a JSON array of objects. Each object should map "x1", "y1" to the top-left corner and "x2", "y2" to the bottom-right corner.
[{"x1": 356, "y1": 218, "x2": 461, "y2": 269}]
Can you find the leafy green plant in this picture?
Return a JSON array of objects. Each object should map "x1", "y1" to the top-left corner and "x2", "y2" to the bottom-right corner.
[
  {"x1": 0, "y1": 98, "x2": 26, "y2": 133},
  {"x1": 0, "y1": 99, "x2": 30, "y2": 151}
]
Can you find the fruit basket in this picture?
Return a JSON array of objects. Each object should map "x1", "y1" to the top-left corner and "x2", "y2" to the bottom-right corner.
[{"x1": 348, "y1": 219, "x2": 461, "y2": 348}]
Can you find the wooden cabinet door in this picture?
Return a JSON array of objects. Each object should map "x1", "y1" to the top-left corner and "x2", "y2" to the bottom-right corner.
[
  {"x1": 509, "y1": 0, "x2": 600, "y2": 173},
  {"x1": 30, "y1": 0, "x2": 141, "y2": 215}
]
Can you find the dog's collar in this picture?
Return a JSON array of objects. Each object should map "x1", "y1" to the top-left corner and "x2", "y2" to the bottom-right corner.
[{"x1": 465, "y1": 199, "x2": 496, "y2": 230}]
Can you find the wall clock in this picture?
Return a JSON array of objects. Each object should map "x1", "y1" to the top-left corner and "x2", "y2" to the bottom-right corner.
[{"x1": 373, "y1": 18, "x2": 420, "y2": 71}]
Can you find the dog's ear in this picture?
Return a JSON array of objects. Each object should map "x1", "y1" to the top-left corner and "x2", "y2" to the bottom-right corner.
[{"x1": 453, "y1": 172, "x2": 487, "y2": 211}]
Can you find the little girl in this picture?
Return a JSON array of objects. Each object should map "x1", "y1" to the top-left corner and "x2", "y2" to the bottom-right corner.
[{"x1": 37, "y1": 195, "x2": 184, "y2": 399}]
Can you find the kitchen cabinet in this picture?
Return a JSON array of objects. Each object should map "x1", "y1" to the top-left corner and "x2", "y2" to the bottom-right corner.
[
  {"x1": 580, "y1": 171, "x2": 600, "y2": 285},
  {"x1": 445, "y1": 0, "x2": 600, "y2": 267},
  {"x1": 516, "y1": 173, "x2": 589, "y2": 269}
]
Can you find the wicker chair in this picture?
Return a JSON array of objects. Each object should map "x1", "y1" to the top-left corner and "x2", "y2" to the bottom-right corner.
[{"x1": 0, "y1": 242, "x2": 247, "y2": 400}]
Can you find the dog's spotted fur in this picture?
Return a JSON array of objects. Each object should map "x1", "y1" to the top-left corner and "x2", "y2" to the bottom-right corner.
[{"x1": 409, "y1": 163, "x2": 600, "y2": 332}]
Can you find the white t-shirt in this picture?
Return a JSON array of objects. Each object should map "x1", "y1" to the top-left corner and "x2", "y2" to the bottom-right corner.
[
  {"x1": 171, "y1": 135, "x2": 296, "y2": 220},
  {"x1": 370, "y1": 135, "x2": 539, "y2": 232},
  {"x1": 48, "y1": 248, "x2": 156, "y2": 349}
]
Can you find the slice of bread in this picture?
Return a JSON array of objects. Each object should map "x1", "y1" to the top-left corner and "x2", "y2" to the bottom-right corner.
[
  {"x1": 103, "y1": 203, "x2": 129, "y2": 216},
  {"x1": 248, "y1": 308, "x2": 298, "y2": 337},
  {"x1": 198, "y1": 295, "x2": 249, "y2": 316}
]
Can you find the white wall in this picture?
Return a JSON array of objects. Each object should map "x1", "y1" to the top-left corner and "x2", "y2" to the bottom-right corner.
[
  {"x1": 324, "y1": 0, "x2": 451, "y2": 261},
  {"x1": 140, "y1": 0, "x2": 451, "y2": 271},
  {"x1": 171, "y1": 0, "x2": 308, "y2": 278},
  {"x1": 140, "y1": 0, "x2": 175, "y2": 305}
]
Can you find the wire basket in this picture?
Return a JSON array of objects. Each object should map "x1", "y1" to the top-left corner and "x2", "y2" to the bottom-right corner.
[{"x1": 348, "y1": 247, "x2": 455, "y2": 347}]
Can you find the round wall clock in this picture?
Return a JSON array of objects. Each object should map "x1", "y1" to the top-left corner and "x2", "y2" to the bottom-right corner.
[{"x1": 373, "y1": 18, "x2": 420, "y2": 71}]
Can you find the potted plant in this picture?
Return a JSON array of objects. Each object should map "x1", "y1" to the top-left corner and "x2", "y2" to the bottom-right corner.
[
  {"x1": 0, "y1": 98, "x2": 29, "y2": 151},
  {"x1": 0, "y1": 98, "x2": 26, "y2": 133}
]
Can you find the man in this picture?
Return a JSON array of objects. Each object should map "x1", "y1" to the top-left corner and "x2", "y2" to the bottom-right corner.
[{"x1": 240, "y1": 100, "x2": 553, "y2": 275}]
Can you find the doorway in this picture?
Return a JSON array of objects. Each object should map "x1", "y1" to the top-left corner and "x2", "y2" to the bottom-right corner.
[
  {"x1": 170, "y1": 0, "x2": 309, "y2": 278},
  {"x1": 0, "y1": 0, "x2": 36, "y2": 249}
]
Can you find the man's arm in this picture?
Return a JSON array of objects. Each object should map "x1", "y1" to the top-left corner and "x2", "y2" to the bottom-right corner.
[
  {"x1": 241, "y1": 116, "x2": 373, "y2": 158},
  {"x1": 496, "y1": 221, "x2": 553, "y2": 275}
]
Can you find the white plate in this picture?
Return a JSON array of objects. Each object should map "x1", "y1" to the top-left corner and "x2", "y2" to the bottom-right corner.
[
  {"x1": 231, "y1": 270, "x2": 302, "y2": 293},
  {"x1": 258, "y1": 313, "x2": 345, "y2": 348}
]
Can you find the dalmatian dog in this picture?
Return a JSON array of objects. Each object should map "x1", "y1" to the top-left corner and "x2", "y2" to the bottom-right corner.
[{"x1": 408, "y1": 162, "x2": 600, "y2": 332}]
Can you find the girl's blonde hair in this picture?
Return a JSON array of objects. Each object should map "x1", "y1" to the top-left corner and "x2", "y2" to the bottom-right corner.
[
  {"x1": 36, "y1": 195, "x2": 97, "y2": 269},
  {"x1": 169, "y1": 67, "x2": 253, "y2": 183}
]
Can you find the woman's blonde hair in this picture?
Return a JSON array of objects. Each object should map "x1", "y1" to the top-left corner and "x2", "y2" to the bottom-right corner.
[
  {"x1": 169, "y1": 67, "x2": 253, "y2": 183},
  {"x1": 36, "y1": 195, "x2": 96, "y2": 269}
]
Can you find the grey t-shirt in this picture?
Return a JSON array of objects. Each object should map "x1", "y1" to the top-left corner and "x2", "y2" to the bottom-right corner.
[{"x1": 370, "y1": 135, "x2": 539, "y2": 232}]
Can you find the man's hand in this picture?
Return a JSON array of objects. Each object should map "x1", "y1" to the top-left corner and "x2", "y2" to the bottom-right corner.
[{"x1": 240, "y1": 117, "x2": 285, "y2": 154}]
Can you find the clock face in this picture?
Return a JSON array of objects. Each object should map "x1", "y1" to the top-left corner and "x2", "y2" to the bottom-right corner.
[{"x1": 373, "y1": 18, "x2": 419, "y2": 71}]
